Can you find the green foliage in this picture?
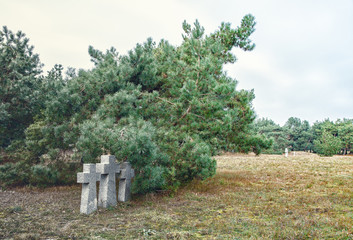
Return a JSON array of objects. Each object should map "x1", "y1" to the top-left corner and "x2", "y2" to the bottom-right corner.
[
  {"x1": 0, "y1": 162, "x2": 30, "y2": 186},
  {"x1": 314, "y1": 130, "x2": 342, "y2": 156},
  {"x1": 29, "y1": 164, "x2": 59, "y2": 187},
  {"x1": 253, "y1": 118, "x2": 287, "y2": 154},
  {"x1": 313, "y1": 119, "x2": 353, "y2": 156},
  {"x1": 284, "y1": 117, "x2": 313, "y2": 151},
  {"x1": 247, "y1": 135, "x2": 273, "y2": 155},
  {"x1": 173, "y1": 137, "x2": 216, "y2": 182},
  {"x1": 0, "y1": 26, "x2": 43, "y2": 147},
  {"x1": 0, "y1": 133, "x2": 79, "y2": 188},
  {"x1": 254, "y1": 117, "x2": 353, "y2": 156},
  {"x1": 119, "y1": 38, "x2": 159, "y2": 91},
  {"x1": 0, "y1": 160, "x2": 77, "y2": 188},
  {"x1": 25, "y1": 119, "x2": 48, "y2": 159},
  {"x1": 41, "y1": 64, "x2": 67, "y2": 103},
  {"x1": 336, "y1": 119, "x2": 353, "y2": 155}
]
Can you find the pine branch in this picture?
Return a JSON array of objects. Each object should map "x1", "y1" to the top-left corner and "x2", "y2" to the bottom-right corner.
[
  {"x1": 173, "y1": 105, "x2": 192, "y2": 126},
  {"x1": 156, "y1": 96, "x2": 176, "y2": 106},
  {"x1": 190, "y1": 112, "x2": 205, "y2": 120}
]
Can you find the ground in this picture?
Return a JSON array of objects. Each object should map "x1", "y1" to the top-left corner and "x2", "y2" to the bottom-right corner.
[{"x1": 1, "y1": 153, "x2": 353, "y2": 239}]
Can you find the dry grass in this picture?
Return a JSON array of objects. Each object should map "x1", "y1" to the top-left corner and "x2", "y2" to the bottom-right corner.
[{"x1": 1, "y1": 153, "x2": 353, "y2": 239}]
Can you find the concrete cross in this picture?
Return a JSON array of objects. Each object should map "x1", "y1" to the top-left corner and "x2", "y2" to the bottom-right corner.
[
  {"x1": 77, "y1": 164, "x2": 100, "y2": 214},
  {"x1": 96, "y1": 155, "x2": 121, "y2": 208},
  {"x1": 118, "y1": 162, "x2": 135, "y2": 202}
]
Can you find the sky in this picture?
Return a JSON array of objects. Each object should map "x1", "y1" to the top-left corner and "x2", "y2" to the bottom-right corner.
[{"x1": 1, "y1": 0, "x2": 352, "y2": 125}]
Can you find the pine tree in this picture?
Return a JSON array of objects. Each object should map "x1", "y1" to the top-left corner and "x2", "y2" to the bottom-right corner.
[
  {"x1": 337, "y1": 119, "x2": 353, "y2": 155},
  {"x1": 25, "y1": 15, "x2": 269, "y2": 192},
  {"x1": 314, "y1": 130, "x2": 342, "y2": 156},
  {"x1": 0, "y1": 26, "x2": 43, "y2": 147},
  {"x1": 284, "y1": 117, "x2": 313, "y2": 151},
  {"x1": 253, "y1": 118, "x2": 286, "y2": 154}
]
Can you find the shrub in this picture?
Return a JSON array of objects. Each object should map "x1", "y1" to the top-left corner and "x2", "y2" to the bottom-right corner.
[
  {"x1": 29, "y1": 165, "x2": 59, "y2": 187},
  {"x1": 0, "y1": 162, "x2": 30, "y2": 187}
]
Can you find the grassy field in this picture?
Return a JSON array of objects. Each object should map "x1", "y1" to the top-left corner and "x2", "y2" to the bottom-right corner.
[{"x1": 1, "y1": 153, "x2": 353, "y2": 239}]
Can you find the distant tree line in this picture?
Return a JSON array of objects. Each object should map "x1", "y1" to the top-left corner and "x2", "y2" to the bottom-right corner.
[{"x1": 253, "y1": 117, "x2": 353, "y2": 156}]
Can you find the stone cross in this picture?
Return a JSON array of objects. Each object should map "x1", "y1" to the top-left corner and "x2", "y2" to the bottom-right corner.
[
  {"x1": 96, "y1": 155, "x2": 121, "y2": 208},
  {"x1": 285, "y1": 148, "x2": 288, "y2": 157},
  {"x1": 118, "y1": 162, "x2": 135, "y2": 202},
  {"x1": 77, "y1": 164, "x2": 100, "y2": 214}
]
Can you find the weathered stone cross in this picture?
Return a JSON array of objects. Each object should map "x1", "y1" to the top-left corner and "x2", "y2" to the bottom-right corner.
[
  {"x1": 118, "y1": 162, "x2": 135, "y2": 202},
  {"x1": 96, "y1": 155, "x2": 121, "y2": 208},
  {"x1": 77, "y1": 155, "x2": 136, "y2": 214},
  {"x1": 77, "y1": 164, "x2": 100, "y2": 214}
]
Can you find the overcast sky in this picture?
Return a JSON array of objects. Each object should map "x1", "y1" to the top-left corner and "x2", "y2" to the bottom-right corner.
[{"x1": 1, "y1": 0, "x2": 352, "y2": 125}]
